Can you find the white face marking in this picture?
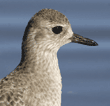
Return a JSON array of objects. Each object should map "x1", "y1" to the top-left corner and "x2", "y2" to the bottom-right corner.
[{"x1": 35, "y1": 20, "x2": 73, "y2": 47}]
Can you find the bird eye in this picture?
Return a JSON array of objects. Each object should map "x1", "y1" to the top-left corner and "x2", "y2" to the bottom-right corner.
[{"x1": 52, "y1": 26, "x2": 63, "y2": 34}]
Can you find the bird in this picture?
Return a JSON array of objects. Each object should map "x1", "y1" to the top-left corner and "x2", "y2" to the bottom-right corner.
[{"x1": 0, "y1": 8, "x2": 98, "y2": 106}]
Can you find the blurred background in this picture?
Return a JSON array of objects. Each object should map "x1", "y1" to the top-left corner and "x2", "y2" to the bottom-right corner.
[{"x1": 0, "y1": 0, "x2": 110, "y2": 106}]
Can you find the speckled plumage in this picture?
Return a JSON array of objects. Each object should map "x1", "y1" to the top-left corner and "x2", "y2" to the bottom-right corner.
[
  {"x1": 0, "y1": 8, "x2": 98, "y2": 106},
  {"x1": 0, "y1": 8, "x2": 71, "y2": 106}
]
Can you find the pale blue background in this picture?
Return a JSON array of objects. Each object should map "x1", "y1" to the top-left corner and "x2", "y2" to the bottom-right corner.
[{"x1": 0, "y1": 0, "x2": 110, "y2": 106}]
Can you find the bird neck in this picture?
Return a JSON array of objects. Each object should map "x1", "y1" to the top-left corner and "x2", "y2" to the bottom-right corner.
[{"x1": 18, "y1": 43, "x2": 61, "y2": 82}]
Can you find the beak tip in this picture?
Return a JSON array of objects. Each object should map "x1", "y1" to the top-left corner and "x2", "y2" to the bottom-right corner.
[{"x1": 93, "y1": 41, "x2": 98, "y2": 46}]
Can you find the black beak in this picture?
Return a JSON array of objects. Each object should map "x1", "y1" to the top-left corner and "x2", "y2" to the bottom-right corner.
[{"x1": 70, "y1": 33, "x2": 98, "y2": 46}]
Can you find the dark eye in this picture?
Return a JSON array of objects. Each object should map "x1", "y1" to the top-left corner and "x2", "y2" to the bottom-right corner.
[{"x1": 52, "y1": 26, "x2": 63, "y2": 34}]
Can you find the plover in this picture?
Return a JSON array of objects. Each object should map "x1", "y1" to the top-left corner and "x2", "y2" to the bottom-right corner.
[{"x1": 0, "y1": 9, "x2": 98, "y2": 106}]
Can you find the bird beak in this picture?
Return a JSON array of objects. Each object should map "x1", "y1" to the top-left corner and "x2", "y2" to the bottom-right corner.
[{"x1": 70, "y1": 33, "x2": 98, "y2": 46}]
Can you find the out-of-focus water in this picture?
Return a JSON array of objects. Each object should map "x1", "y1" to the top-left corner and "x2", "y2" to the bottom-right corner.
[{"x1": 0, "y1": 0, "x2": 110, "y2": 106}]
